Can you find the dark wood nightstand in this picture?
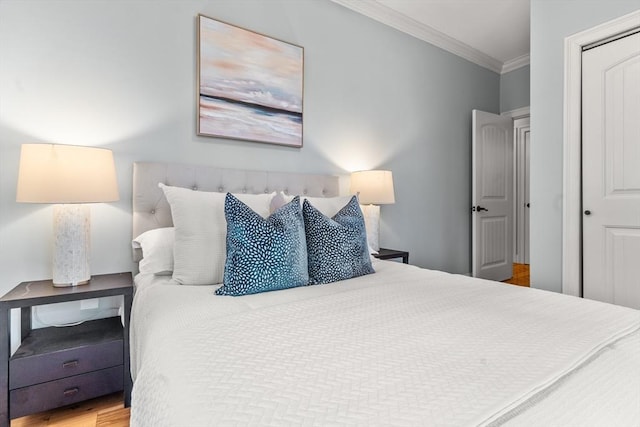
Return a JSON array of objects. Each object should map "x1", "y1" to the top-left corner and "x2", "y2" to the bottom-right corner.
[
  {"x1": 0, "y1": 272, "x2": 133, "y2": 427},
  {"x1": 373, "y1": 248, "x2": 409, "y2": 264}
]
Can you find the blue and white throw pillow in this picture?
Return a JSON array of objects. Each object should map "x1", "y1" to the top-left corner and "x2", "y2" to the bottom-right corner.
[
  {"x1": 216, "y1": 194, "x2": 309, "y2": 296},
  {"x1": 303, "y1": 196, "x2": 375, "y2": 285}
]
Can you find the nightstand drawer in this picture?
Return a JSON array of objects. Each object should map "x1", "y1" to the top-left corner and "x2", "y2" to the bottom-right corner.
[
  {"x1": 9, "y1": 339, "x2": 123, "y2": 389},
  {"x1": 10, "y1": 365, "x2": 124, "y2": 419}
]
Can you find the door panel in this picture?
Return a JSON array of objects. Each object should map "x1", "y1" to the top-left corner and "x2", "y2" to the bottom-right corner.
[
  {"x1": 482, "y1": 127, "x2": 509, "y2": 198},
  {"x1": 608, "y1": 228, "x2": 640, "y2": 308},
  {"x1": 608, "y1": 57, "x2": 640, "y2": 195},
  {"x1": 482, "y1": 216, "x2": 508, "y2": 267},
  {"x1": 472, "y1": 110, "x2": 513, "y2": 281},
  {"x1": 582, "y1": 31, "x2": 640, "y2": 309}
]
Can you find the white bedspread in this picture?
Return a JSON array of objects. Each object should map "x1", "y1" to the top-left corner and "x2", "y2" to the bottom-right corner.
[{"x1": 130, "y1": 261, "x2": 640, "y2": 426}]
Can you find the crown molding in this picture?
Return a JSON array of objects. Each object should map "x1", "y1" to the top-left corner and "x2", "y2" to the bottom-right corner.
[
  {"x1": 501, "y1": 54, "x2": 530, "y2": 74},
  {"x1": 331, "y1": 0, "x2": 504, "y2": 74}
]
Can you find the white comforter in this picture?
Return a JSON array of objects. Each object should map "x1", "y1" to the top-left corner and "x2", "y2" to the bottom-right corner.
[{"x1": 130, "y1": 260, "x2": 640, "y2": 426}]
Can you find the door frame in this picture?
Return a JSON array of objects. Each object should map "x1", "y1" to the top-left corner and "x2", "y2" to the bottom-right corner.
[
  {"x1": 513, "y1": 117, "x2": 530, "y2": 264},
  {"x1": 502, "y1": 107, "x2": 531, "y2": 265},
  {"x1": 562, "y1": 10, "x2": 640, "y2": 297}
]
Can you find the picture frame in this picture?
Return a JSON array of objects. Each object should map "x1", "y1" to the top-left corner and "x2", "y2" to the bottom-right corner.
[{"x1": 197, "y1": 14, "x2": 304, "y2": 148}]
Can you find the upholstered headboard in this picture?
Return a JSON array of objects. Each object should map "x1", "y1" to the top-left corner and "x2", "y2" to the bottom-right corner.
[{"x1": 132, "y1": 162, "x2": 340, "y2": 261}]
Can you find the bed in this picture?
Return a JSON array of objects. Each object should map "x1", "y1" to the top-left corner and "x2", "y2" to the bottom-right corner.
[{"x1": 129, "y1": 162, "x2": 640, "y2": 426}]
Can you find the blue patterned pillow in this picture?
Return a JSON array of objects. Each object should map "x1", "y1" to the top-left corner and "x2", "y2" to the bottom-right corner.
[
  {"x1": 216, "y1": 194, "x2": 309, "y2": 296},
  {"x1": 303, "y1": 196, "x2": 375, "y2": 285}
]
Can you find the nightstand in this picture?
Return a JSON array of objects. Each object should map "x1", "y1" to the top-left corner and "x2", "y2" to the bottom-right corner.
[
  {"x1": 0, "y1": 272, "x2": 133, "y2": 427},
  {"x1": 373, "y1": 248, "x2": 409, "y2": 264}
]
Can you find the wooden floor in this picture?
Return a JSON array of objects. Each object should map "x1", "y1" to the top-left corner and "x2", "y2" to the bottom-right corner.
[
  {"x1": 502, "y1": 263, "x2": 530, "y2": 287},
  {"x1": 12, "y1": 264, "x2": 530, "y2": 426},
  {"x1": 11, "y1": 393, "x2": 129, "y2": 427}
]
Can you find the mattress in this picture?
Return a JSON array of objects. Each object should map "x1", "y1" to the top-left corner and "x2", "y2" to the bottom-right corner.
[{"x1": 130, "y1": 260, "x2": 640, "y2": 426}]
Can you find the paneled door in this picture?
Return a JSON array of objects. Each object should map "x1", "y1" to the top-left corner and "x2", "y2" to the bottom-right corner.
[
  {"x1": 582, "y1": 31, "x2": 640, "y2": 309},
  {"x1": 472, "y1": 110, "x2": 513, "y2": 281}
]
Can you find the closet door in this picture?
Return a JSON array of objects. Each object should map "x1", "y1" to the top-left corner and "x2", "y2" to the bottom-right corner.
[{"x1": 582, "y1": 31, "x2": 640, "y2": 309}]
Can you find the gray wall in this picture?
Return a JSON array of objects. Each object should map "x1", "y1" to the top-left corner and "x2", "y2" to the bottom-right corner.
[
  {"x1": 0, "y1": 1, "x2": 499, "y2": 301},
  {"x1": 500, "y1": 65, "x2": 530, "y2": 113},
  {"x1": 530, "y1": 0, "x2": 639, "y2": 292}
]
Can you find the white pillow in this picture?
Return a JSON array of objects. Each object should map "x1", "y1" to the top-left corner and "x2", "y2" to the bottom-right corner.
[
  {"x1": 274, "y1": 192, "x2": 353, "y2": 217},
  {"x1": 132, "y1": 227, "x2": 175, "y2": 275},
  {"x1": 303, "y1": 195, "x2": 354, "y2": 217},
  {"x1": 159, "y1": 184, "x2": 273, "y2": 285}
]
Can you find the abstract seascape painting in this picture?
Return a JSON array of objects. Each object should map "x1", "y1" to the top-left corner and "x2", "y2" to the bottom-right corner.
[{"x1": 197, "y1": 15, "x2": 304, "y2": 147}]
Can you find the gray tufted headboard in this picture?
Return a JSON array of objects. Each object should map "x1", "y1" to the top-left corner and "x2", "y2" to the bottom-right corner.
[{"x1": 132, "y1": 162, "x2": 340, "y2": 261}]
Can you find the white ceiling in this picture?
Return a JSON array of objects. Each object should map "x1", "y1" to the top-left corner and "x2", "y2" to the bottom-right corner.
[{"x1": 331, "y1": 0, "x2": 530, "y2": 74}]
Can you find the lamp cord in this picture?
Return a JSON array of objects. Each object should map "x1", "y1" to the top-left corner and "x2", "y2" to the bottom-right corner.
[{"x1": 33, "y1": 305, "x2": 99, "y2": 328}]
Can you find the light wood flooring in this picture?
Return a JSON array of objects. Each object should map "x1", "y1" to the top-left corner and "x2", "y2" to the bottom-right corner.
[
  {"x1": 13, "y1": 263, "x2": 531, "y2": 426},
  {"x1": 502, "y1": 263, "x2": 530, "y2": 287},
  {"x1": 11, "y1": 392, "x2": 129, "y2": 427}
]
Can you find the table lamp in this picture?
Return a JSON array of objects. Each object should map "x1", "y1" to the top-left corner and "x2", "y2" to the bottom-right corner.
[
  {"x1": 16, "y1": 144, "x2": 119, "y2": 287},
  {"x1": 350, "y1": 170, "x2": 395, "y2": 252}
]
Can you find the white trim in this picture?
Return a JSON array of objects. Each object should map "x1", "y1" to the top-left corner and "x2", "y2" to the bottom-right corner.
[
  {"x1": 562, "y1": 10, "x2": 640, "y2": 298},
  {"x1": 513, "y1": 117, "x2": 531, "y2": 265},
  {"x1": 331, "y1": 0, "x2": 503, "y2": 73},
  {"x1": 502, "y1": 54, "x2": 530, "y2": 74},
  {"x1": 502, "y1": 106, "x2": 530, "y2": 119}
]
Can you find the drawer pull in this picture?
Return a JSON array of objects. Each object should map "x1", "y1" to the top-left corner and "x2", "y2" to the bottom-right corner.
[
  {"x1": 62, "y1": 360, "x2": 79, "y2": 369},
  {"x1": 63, "y1": 387, "x2": 79, "y2": 397}
]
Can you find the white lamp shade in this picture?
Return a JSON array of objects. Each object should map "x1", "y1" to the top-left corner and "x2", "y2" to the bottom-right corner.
[
  {"x1": 16, "y1": 144, "x2": 119, "y2": 204},
  {"x1": 350, "y1": 170, "x2": 395, "y2": 205},
  {"x1": 16, "y1": 144, "x2": 119, "y2": 286}
]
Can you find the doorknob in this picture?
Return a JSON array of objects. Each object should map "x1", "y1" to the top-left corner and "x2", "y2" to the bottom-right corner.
[
  {"x1": 584, "y1": 210, "x2": 591, "y2": 216},
  {"x1": 476, "y1": 206, "x2": 488, "y2": 212},
  {"x1": 526, "y1": 203, "x2": 530, "y2": 208}
]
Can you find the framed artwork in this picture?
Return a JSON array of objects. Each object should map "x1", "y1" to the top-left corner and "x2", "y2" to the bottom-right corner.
[{"x1": 197, "y1": 14, "x2": 304, "y2": 148}]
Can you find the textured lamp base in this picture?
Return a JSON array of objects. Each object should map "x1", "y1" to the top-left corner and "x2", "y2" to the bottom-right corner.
[
  {"x1": 52, "y1": 204, "x2": 91, "y2": 287},
  {"x1": 360, "y1": 204, "x2": 380, "y2": 252}
]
